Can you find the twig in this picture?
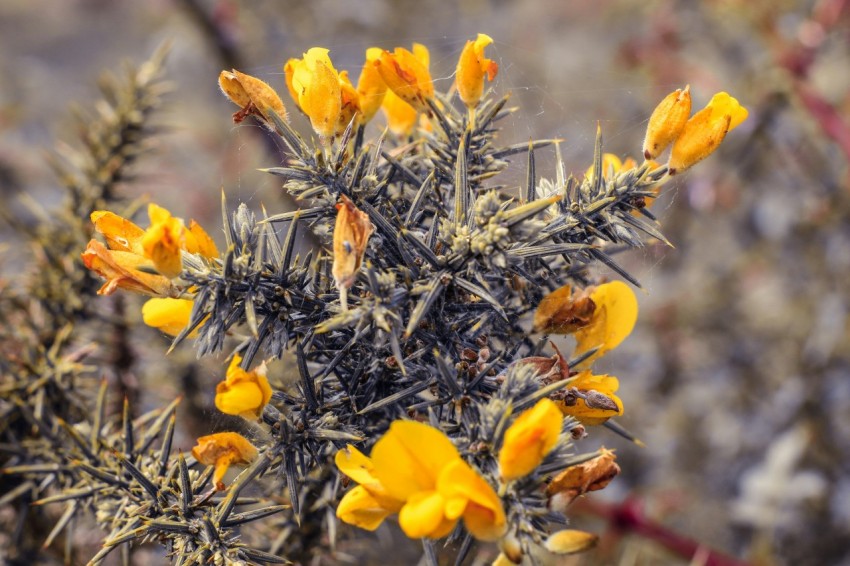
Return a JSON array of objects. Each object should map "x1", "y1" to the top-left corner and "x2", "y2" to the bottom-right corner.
[{"x1": 574, "y1": 496, "x2": 752, "y2": 566}]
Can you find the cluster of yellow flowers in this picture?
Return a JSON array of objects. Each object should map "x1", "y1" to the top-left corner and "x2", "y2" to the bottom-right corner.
[
  {"x1": 82, "y1": 204, "x2": 217, "y2": 337},
  {"x1": 334, "y1": 398, "x2": 596, "y2": 558},
  {"x1": 219, "y1": 33, "x2": 498, "y2": 140},
  {"x1": 77, "y1": 34, "x2": 751, "y2": 559}
]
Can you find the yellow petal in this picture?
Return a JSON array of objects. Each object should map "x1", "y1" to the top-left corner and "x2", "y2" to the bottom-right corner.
[
  {"x1": 499, "y1": 398, "x2": 563, "y2": 481},
  {"x1": 381, "y1": 88, "x2": 418, "y2": 137},
  {"x1": 398, "y1": 490, "x2": 455, "y2": 539},
  {"x1": 356, "y1": 47, "x2": 388, "y2": 124},
  {"x1": 335, "y1": 444, "x2": 378, "y2": 486},
  {"x1": 371, "y1": 420, "x2": 460, "y2": 501},
  {"x1": 336, "y1": 485, "x2": 394, "y2": 531},
  {"x1": 142, "y1": 298, "x2": 196, "y2": 337},
  {"x1": 573, "y1": 280, "x2": 638, "y2": 367},
  {"x1": 291, "y1": 48, "x2": 342, "y2": 139},
  {"x1": 215, "y1": 355, "x2": 272, "y2": 419},
  {"x1": 707, "y1": 92, "x2": 748, "y2": 131},
  {"x1": 643, "y1": 86, "x2": 691, "y2": 159},
  {"x1": 185, "y1": 220, "x2": 219, "y2": 258},
  {"x1": 544, "y1": 529, "x2": 599, "y2": 555},
  {"x1": 438, "y1": 459, "x2": 506, "y2": 541},
  {"x1": 142, "y1": 204, "x2": 185, "y2": 279}
]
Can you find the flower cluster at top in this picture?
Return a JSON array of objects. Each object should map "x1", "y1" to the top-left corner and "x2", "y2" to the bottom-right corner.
[{"x1": 80, "y1": 33, "x2": 746, "y2": 564}]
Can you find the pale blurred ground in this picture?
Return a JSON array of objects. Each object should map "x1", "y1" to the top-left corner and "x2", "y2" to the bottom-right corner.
[{"x1": 1, "y1": 1, "x2": 849, "y2": 565}]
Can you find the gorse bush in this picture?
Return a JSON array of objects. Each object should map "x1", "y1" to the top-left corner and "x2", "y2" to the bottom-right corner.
[{"x1": 1, "y1": 35, "x2": 746, "y2": 565}]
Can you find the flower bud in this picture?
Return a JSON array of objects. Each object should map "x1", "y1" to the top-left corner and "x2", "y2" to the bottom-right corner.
[
  {"x1": 332, "y1": 195, "x2": 374, "y2": 290},
  {"x1": 218, "y1": 69, "x2": 287, "y2": 124},
  {"x1": 643, "y1": 86, "x2": 691, "y2": 159},
  {"x1": 668, "y1": 91, "x2": 747, "y2": 174},
  {"x1": 456, "y1": 33, "x2": 498, "y2": 109}
]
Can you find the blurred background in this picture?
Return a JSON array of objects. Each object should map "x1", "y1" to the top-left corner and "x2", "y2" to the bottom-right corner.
[{"x1": 1, "y1": 0, "x2": 849, "y2": 564}]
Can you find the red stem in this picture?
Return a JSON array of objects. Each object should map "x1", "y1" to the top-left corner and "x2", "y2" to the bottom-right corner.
[{"x1": 576, "y1": 497, "x2": 752, "y2": 566}]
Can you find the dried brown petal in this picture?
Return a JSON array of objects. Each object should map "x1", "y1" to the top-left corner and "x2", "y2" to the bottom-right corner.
[
  {"x1": 547, "y1": 448, "x2": 620, "y2": 505},
  {"x1": 533, "y1": 284, "x2": 596, "y2": 334},
  {"x1": 332, "y1": 195, "x2": 374, "y2": 290}
]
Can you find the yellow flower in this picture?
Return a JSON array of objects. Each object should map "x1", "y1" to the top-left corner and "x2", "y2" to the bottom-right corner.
[
  {"x1": 214, "y1": 354, "x2": 273, "y2": 420},
  {"x1": 336, "y1": 420, "x2": 506, "y2": 541},
  {"x1": 142, "y1": 297, "x2": 198, "y2": 337},
  {"x1": 81, "y1": 239, "x2": 175, "y2": 297},
  {"x1": 381, "y1": 88, "x2": 418, "y2": 137},
  {"x1": 456, "y1": 33, "x2": 499, "y2": 109},
  {"x1": 557, "y1": 370, "x2": 623, "y2": 425},
  {"x1": 285, "y1": 47, "x2": 343, "y2": 139},
  {"x1": 356, "y1": 47, "x2": 388, "y2": 124},
  {"x1": 218, "y1": 69, "x2": 288, "y2": 124},
  {"x1": 499, "y1": 399, "x2": 563, "y2": 482},
  {"x1": 668, "y1": 92, "x2": 748, "y2": 175},
  {"x1": 375, "y1": 43, "x2": 434, "y2": 113},
  {"x1": 191, "y1": 432, "x2": 258, "y2": 491},
  {"x1": 572, "y1": 281, "x2": 638, "y2": 367},
  {"x1": 643, "y1": 86, "x2": 691, "y2": 160},
  {"x1": 142, "y1": 204, "x2": 185, "y2": 279},
  {"x1": 332, "y1": 195, "x2": 374, "y2": 291}
]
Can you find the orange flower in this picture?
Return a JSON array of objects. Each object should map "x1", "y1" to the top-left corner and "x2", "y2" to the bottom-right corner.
[
  {"x1": 191, "y1": 432, "x2": 258, "y2": 491},
  {"x1": 218, "y1": 69, "x2": 288, "y2": 124},
  {"x1": 86, "y1": 204, "x2": 219, "y2": 290},
  {"x1": 82, "y1": 239, "x2": 175, "y2": 297},
  {"x1": 375, "y1": 43, "x2": 434, "y2": 113},
  {"x1": 456, "y1": 33, "x2": 498, "y2": 109}
]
